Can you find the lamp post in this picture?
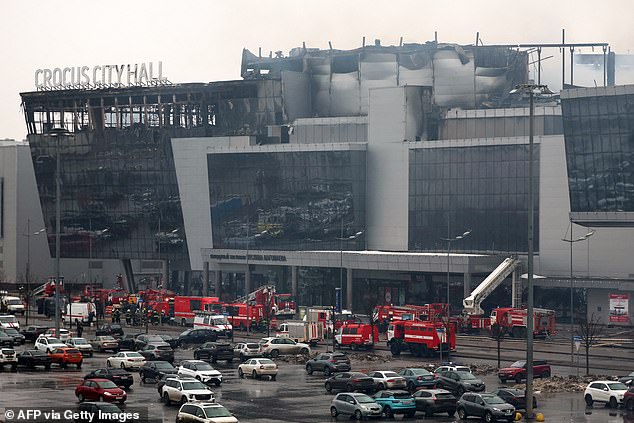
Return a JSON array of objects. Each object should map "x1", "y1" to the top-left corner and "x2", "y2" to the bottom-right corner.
[
  {"x1": 47, "y1": 128, "x2": 74, "y2": 337},
  {"x1": 337, "y1": 228, "x2": 364, "y2": 308},
  {"x1": 440, "y1": 227, "x2": 471, "y2": 362},
  {"x1": 562, "y1": 224, "x2": 595, "y2": 368},
  {"x1": 509, "y1": 83, "x2": 552, "y2": 419},
  {"x1": 25, "y1": 219, "x2": 46, "y2": 326}
]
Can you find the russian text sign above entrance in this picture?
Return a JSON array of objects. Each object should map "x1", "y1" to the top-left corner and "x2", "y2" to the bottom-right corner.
[{"x1": 34, "y1": 61, "x2": 169, "y2": 90}]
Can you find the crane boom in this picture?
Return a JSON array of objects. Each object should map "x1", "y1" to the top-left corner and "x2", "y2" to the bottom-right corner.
[{"x1": 462, "y1": 257, "x2": 521, "y2": 315}]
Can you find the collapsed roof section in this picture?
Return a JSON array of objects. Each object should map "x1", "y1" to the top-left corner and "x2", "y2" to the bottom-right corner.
[{"x1": 241, "y1": 41, "x2": 528, "y2": 118}]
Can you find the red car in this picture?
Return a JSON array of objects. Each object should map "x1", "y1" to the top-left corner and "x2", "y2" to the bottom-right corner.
[
  {"x1": 75, "y1": 378, "x2": 127, "y2": 403},
  {"x1": 497, "y1": 360, "x2": 551, "y2": 383},
  {"x1": 625, "y1": 386, "x2": 634, "y2": 411}
]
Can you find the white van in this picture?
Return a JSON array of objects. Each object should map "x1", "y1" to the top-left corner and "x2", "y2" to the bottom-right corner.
[
  {"x1": 0, "y1": 315, "x2": 20, "y2": 330},
  {"x1": 1, "y1": 296, "x2": 25, "y2": 315},
  {"x1": 63, "y1": 303, "x2": 94, "y2": 324}
]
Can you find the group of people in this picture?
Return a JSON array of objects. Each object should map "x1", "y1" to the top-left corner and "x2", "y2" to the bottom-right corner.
[{"x1": 110, "y1": 304, "x2": 167, "y2": 326}]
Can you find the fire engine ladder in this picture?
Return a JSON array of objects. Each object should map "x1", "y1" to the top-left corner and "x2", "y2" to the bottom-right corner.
[
  {"x1": 32, "y1": 283, "x2": 47, "y2": 297},
  {"x1": 462, "y1": 256, "x2": 521, "y2": 316},
  {"x1": 234, "y1": 285, "x2": 276, "y2": 304}
]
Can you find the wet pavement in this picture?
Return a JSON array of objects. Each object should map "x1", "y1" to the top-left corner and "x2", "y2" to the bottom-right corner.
[{"x1": 1, "y1": 317, "x2": 633, "y2": 422}]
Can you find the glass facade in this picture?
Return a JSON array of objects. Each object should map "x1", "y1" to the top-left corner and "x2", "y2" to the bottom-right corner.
[
  {"x1": 561, "y1": 93, "x2": 634, "y2": 212},
  {"x1": 408, "y1": 144, "x2": 539, "y2": 253},
  {"x1": 29, "y1": 129, "x2": 188, "y2": 262},
  {"x1": 208, "y1": 150, "x2": 366, "y2": 251}
]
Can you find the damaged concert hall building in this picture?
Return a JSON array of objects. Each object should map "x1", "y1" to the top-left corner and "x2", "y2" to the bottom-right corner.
[{"x1": 20, "y1": 39, "x2": 634, "y2": 323}]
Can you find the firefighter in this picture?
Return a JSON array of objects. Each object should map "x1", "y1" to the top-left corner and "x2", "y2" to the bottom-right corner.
[
  {"x1": 152, "y1": 309, "x2": 160, "y2": 325},
  {"x1": 160, "y1": 310, "x2": 166, "y2": 325},
  {"x1": 125, "y1": 310, "x2": 132, "y2": 326}
]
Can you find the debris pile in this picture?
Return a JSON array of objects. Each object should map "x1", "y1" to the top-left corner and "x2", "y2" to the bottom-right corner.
[
  {"x1": 275, "y1": 354, "x2": 311, "y2": 365},
  {"x1": 470, "y1": 363, "x2": 498, "y2": 376},
  {"x1": 348, "y1": 353, "x2": 392, "y2": 363}
]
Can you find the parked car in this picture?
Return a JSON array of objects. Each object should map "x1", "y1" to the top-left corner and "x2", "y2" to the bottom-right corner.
[
  {"x1": 117, "y1": 334, "x2": 143, "y2": 351},
  {"x1": 436, "y1": 370, "x2": 485, "y2": 396},
  {"x1": 330, "y1": 392, "x2": 383, "y2": 420},
  {"x1": 159, "y1": 376, "x2": 215, "y2": 405},
  {"x1": 373, "y1": 390, "x2": 416, "y2": 418},
  {"x1": 178, "y1": 329, "x2": 218, "y2": 346},
  {"x1": 398, "y1": 368, "x2": 437, "y2": 391},
  {"x1": 412, "y1": 388, "x2": 457, "y2": 417},
  {"x1": 0, "y1": 330, "x2": 14, "y2": 347},
  {"x1": 491, "y1": 387, "x2": 536, "y2": 410},
  {"x1": 1, "y1": 327, "x2": 26, "y2": 345},
  {"x1": 176, "y1": 402, "x2": 237, "y2": 423},
  {"x1": 75, "y1": 378, "x2": 127, "y2": 403},
  {"x1": 84, "y1": 368, "x2": 134, "y2": 389},
  {"x1": 20, "y1": 325, "x2": 50, "y2": 342},
  {"x1": 156, "y1": 374, "x2": 190, "y2": 395},
  {"x1": 0, "y1": 347, "x2": 18, "y2": 371},
  {"x1": 48, "y1": 347, "x2": 83, "y2": 369},
  {"x1": 325, "y1": 372, "x2": 375, "y2": 393},
  {"x1": 306, "y1": 352, "x2": 351, "y2": 376},
  {"x1": 194, "y1": 342, "x2": 234, "y2": 363},
  {"x1": 43, "y1": 328, "x2": 72, "y2": 341},
  {"x1": 498, "y1": 360, "x2": 551, "y2": 383},
  {"x1": 74, "y1": 402, "x2": 129, "y2": 423},
  {"x1": 238, "y1": 358, "x2": 278, "y2": 380},
  {"x1": 134, "y1": 334, "x2": 165, "y2": 351},
  {"x1": 139, "y1": 361, "x2": 177, "y2": 383},
  {"x1": 584, "y1": 380, "x2": 629, "y2": 408},
  {"x1": 159, "y1": 334, "x2": 179, "y2": 349},
  {"x1": 369, "y1": 370, "x2": 407, "y2": 390},
  {"x1": 178, "y1": 360, "x2": 223, "y2": 386},
  {"x1": 17, "y1": 349, "x2": 52, "y2": 369},
  {"x1": 456, "y1": 392, "x2": 515, "y2": 423},
  {"x1": 95, "y1": 324, "x2": 124, "y2": 337},
  {"x1": 619, "y1": 371, "x2": 634, "y2": 386},
  {"x1": 138, "y1": 343, "x2": 174, "y2": 363},
  {"x1": 90, "y1": 336, "x2": 120, "y2": 353},
  {"x1": 434, "y1": 363, "x2": 471, "y2": 374},
  {"x1": 66, "y1": 337, "x2": 94, "y2": 357},
  {"x1": 35, "y1": 336, "x2": 67, "y2": 353},
  {"x1": 234, "y1": 342, "x2": 262, "y2": 362},
  {"x1": 624, "y1": 386, "x2": 634, "y2": 411},
  {"x1": 106, "y1": 351, "x2": 146, "y2": 370},
  {"x1": 259, "y1": 337, "x2": 310, "y2": 357}
]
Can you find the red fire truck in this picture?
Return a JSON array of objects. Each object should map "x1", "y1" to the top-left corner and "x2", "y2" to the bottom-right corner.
[
  {"x1": 174, "y1": 296, "x2": 220, "y2": 326},
  {"x1": 335, "y1": 323, "x2": 380, "y2": 350},
  {"x1": 490, "y1": 307, "x2": 556, "y2": 339},
  {"x1": 387, "y1": 320, "x2": 456, "y2": 357}
]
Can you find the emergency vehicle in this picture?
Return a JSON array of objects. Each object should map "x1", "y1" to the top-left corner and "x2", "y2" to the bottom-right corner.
[
  {"x1": 174, "y1": 296, "x2": 220, "y2": 326},
  {"x1": 193, "y1": 311, "x2": 233, "y2": 337},
  {"x1": 387, "y1": 320, "x2": 455, "y2": 357},
  {"x1": 276, "y1": 321, "x2": 323, "y2": 345},
  {"x1": 490, "y1": 307, "x2": 556, "y2": 338},
  {"x1": 335, "y1": 322, "x2": 380, "y2": 350}
]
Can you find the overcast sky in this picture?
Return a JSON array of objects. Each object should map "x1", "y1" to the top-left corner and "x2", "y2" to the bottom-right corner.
[{"x1": 1, "y1": 0, "x2": 633, "y2": 141}]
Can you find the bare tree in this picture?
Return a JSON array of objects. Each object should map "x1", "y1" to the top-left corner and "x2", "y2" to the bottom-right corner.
[
  {"x1": 578, "y1": 312, "x2": 605, "y2": 376},
  {"x1": 490, "y1": 323, "x2": 506, "y2": 369}
]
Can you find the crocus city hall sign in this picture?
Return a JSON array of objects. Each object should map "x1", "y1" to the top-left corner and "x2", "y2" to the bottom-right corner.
[{"x1": 35, "y1": 61, "x2": 169, "y2": 90}]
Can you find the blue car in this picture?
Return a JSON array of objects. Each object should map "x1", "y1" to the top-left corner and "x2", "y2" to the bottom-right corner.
[
  {"x1": 398, "y1": 368, "x2": 438, "y2": 391},
  {"x1": 372, "y1": 390, "x2": 416, "y2": 418}
]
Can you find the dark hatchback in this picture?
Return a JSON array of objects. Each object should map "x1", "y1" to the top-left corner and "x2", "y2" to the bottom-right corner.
[
  {"x1": 139, "y1": 361, "x2": 177, "y2": 383},
  {"x1": 491, "y1": 388, "x2": 536, "y2": 410},
  {"x1": 1, "y1": 328, "x2": 26, "y2": 345},
  {"x1": 84, "y1": 368, "x2": 134, "y2": 389},
  {"x1": 325, "y1": 372, "x2": 376, "y2": 393},
  {"x1": 17, "y1": 350, "x2": 52, "y2": 369},
  {"x1": 193, "y1": 342, "x2": 234, "y2": 363},
  {"x1": 178, "y1": 329, "x2": 218, "y2": 346}
]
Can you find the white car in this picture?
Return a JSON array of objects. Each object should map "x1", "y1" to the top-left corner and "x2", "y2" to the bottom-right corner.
[
  {"x1": 178, "y1": 360, "x2": 223, "y2": 386},
  {"x1": 584, "y1": 380, "x2": 629, "y2": 408},
  {"x1": 160, "y1": 377, "x2": 215, "y2": 405},
  {"x1": 368, "y1": 370, "x2": 407, "y2": 390},
  {"x1": 66, "y1": 337, "x2": 94, "y2": 357},
  {"x1": 233, "y1": 342, "x2": 262, "y2": 362},
  {"x1": 107, "y1": 351, "x2": 146, "y2": 370},
  {"x1": 434, "y1": 364, "x2": 471, "y2": 374},
  {"x1": 35, "y1": 336, "x2": 67, "y2": 353},
  {"x1": 176, "y1": 402, "x2": 237, "y2": 423},
  {"x1": 238, "y1": 358, "x2": 278, "y2": 380},
  {"x1": 258, "y1": 337, "x2": 310, "y2": 358}
]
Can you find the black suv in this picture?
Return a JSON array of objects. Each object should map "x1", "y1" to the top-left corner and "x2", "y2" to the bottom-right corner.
[
  {"x1": 194, "y1": 342, "x2": 233, "y2": 363},
  {"x1": 178, "y1": 329, "x2": 217, "y2": 346},
  {"x1": 84, "y1": 368, "x2": 134, "y2": 389},
  {"x1": 306, "y1": 352, "x2": 351, "y2": 376},
  {"x1": 456, "y1": 393, "x2": 515, "y2": 423},
  {"x1": 139, "y1": 361, "x2": 177, "y2": 383},
  {"x1": 436, "y1": 370, "x2": 485, "y2": 396},
  {"x1": 20, "y1": 325, "x2": 51, "y2": 342}
]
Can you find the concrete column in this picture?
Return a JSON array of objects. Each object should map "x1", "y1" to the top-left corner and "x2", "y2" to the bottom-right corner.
[
  {"x1": 214, "y1": 270, "x2": 222, "y2": 298},
  {"x1": 346, "y1": 268, "x2": 353, "y2": 311},
  {"x1": 245, "y1": 267, "x2": 251, "y2": 297},
  {"x1": 463, "y1": 271, "x2": 472, "y2": 298},
  {"x1": 291, "y1": 266, "x2": 298, "y2": 300},
  {"x1": 203, "y1": 261, "x2": 209, "y2": 297},
  {"x1": 512, "y1": 270, "x2": 521, "y2": 308}
]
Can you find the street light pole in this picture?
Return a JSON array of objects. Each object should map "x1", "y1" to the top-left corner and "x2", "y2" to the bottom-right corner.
[
  {"x1": 25, "y1": 220, "x2": 46, "y2": 326},
  {"x1": 562, "y1": 224, "x2": 595, "y2": 367}
]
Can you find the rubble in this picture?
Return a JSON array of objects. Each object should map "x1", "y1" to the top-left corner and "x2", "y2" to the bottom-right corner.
[
  {"x1": 470, "y1": 363, "x2": 499, "y2": 376},
  {"x1": 347, "y1": 353, "x2": 392, "y2": 363},
  {"x1": 510, "y1": 375, "x2": 621, "y2": 393}
]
